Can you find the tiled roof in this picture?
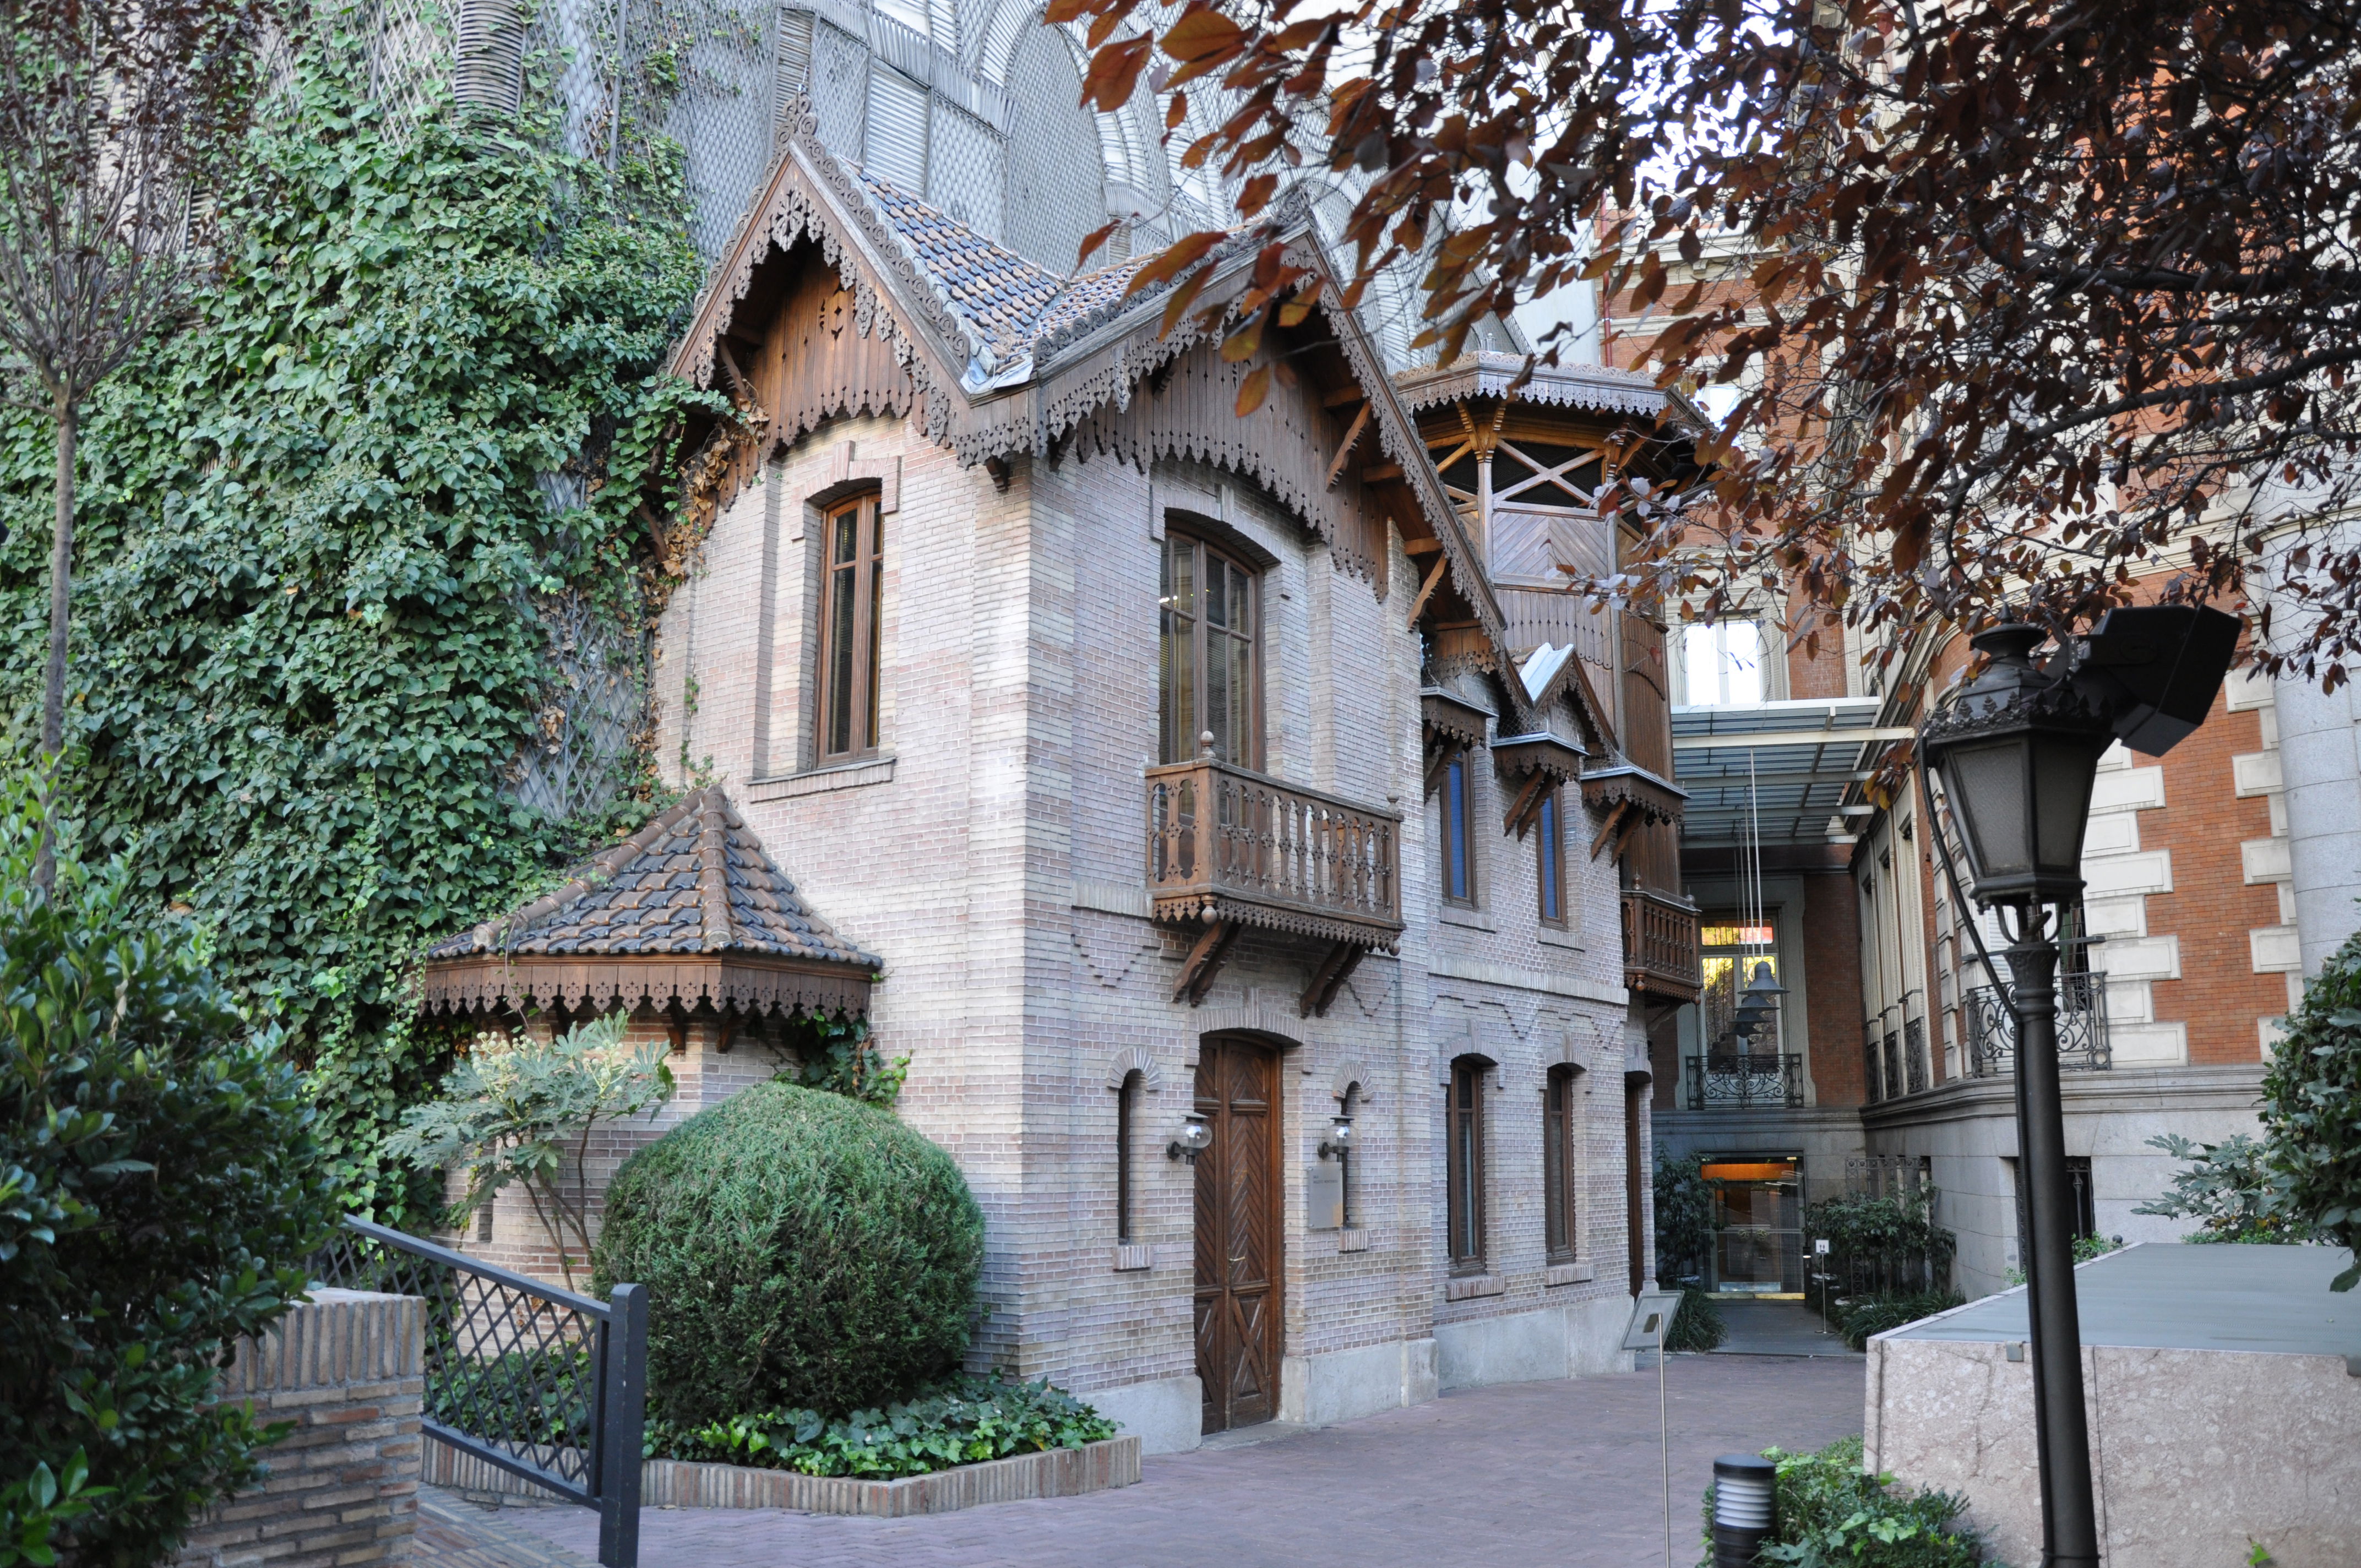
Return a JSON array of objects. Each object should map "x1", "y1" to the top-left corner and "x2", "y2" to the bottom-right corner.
[
  {"x1": 854, "y1": 168, "x2": 1153, "y2": 368},
  {"x1": 427, "y1": 787, "x2": 878, "y2": 970}
]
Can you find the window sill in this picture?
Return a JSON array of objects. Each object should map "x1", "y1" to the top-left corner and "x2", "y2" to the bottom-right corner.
[
  {"x1": 1544, "y1": 1262, "x2": 1595, "y2": 1287},
  {"x1": 1536, "y1": 925, "x2": 1584, "y2": 951},
  {"x1": 749, "y1": 754, "x2": 895, "y2": 801},
  {"x1": 1111, "y1": 1244, "x2": 1153, "y2": 1272},
  {"x1": 1337, "y1": 1227, "x2": 1369, "y2": 1254},
  {"x1": 1438, "y1": 906, "x2": 1497, "y2": 933},
  {"x1": 1444, "y1": 1272, "x2": 1505, "y2": 1302}
]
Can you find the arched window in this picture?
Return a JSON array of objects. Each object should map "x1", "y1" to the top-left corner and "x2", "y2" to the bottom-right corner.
[
  {"x1": 1446, "y1": 1057, "x2": 1489, "y2": 1273},
  {"x1": 1116, "y1": 1068, "x2": 1143, "y2": 1243},
  {"x1": 1544, "y1": 1064, "x2": 1582, "y2": 1263}
]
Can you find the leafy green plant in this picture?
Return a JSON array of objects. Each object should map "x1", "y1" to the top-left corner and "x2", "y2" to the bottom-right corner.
[
  {"x1": 0, "y1": 771, "x2": 342, "y2": 1568},
  {"x1": 1702, "y1": 1436, "x2": 1987, "y2": 1567},
  {"x1": 384, "y1": 1011, "x2": 672, "y2": 1286},
  {"x1": 2132, "y1": 1134, "x2": 2310, "y2": 1245},
  {"x1": 2259, "y1": 928, "x2": 2361, "y2": 1289},
  {"x1": 788, "y1": 1012, "x2": 909, "y2": 1109},
  {"x1": 1827, "y1": 1292, "x2": 1967, "y2": 1353},
  {"x1": 594, "y1": 1080, "x2": 984, "y2": 1424},
  {"x1": 0, "y1": 20, "x2": 711, "y2": 1228},
  {"x1": 645, "y1": 1375, "x2": 1117, "y2": 1480},
  {"x1": 1664, "y1": 1288, "x2": 1727, "y2": 1352},
  {"x1": 1809, "y1": 1188, "x2": 1956, "y2": 1299},
  {"x1": 1655, "y1": 1145, "x2": 1717, "y2": 1286}
]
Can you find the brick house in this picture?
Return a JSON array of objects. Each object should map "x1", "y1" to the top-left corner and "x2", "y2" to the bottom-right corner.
[{"x1": 418, "y1": 106, "x2": 1706, "y2": 1453}]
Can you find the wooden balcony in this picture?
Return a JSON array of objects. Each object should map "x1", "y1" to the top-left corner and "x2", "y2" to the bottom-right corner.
[
  {"x1": 1147, "y1": 754, "x2": 1402, "y2": 1012},
  {"x1": 1620, "y1": 885, "x2": 1703, "y2": 1004}
]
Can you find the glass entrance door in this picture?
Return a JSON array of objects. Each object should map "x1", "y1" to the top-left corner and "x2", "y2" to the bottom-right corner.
[{"x1": 1702, "y1": 1157, "x2": 1803, "y2": 1294}]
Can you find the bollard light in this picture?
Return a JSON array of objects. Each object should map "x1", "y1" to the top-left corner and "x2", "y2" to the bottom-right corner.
[{"x1": 1711, "y1": 1453, "x2": 1778, "y2": 1568}]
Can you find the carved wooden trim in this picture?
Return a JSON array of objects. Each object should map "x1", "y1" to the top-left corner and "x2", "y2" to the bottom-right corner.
[{"x1": 419, "y1": 952, "x2": 872, "y2": 1020}]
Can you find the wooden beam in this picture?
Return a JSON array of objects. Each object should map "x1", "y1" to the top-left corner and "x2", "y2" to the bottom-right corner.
[
  {"x1": 1365, "y1": 462, "x2": 1404, "y2": 483},
  {"x1": 1300, "y1": 941, "x2": 1367, "y2": 1019},
  {"x1": 1322, "y1": 384, "x2": 1367, "y2": 408},
  {"x1": 1403, "y1": 536, "x2": 1445, "y2": 556},
  {"x1": 1423, "y1": 739, "x2": 1460, "y2": 801},
  {"x1": 1591, "y1": 798, "x2": 1636, "y2": 858},
  {"x1": 1503, "y1": 771, "x2": 1548, "y2": 839},
  {"x1": 1174, "y1": 919, "x2": 1240, "y2": 1006},
  {"x1": 713, "y1": 339, "x2": 771, "y2": 428},
  {"x1": 1405, "y1": 553, "x2": 1450, "y2": 629},
  {"x1": 1325, "y1": 401, "x2": 1372, "y2": 491}
]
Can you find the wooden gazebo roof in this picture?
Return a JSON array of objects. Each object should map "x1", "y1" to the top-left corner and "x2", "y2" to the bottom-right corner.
[{"x1": 420, "y1": 788, "x2": 878, "y2": 1021}]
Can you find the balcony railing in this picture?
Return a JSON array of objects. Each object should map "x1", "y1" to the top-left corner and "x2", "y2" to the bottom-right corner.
[
  {"x1": 1146, "y1": 756, "x2": 1402, "y2": 948},
  {"x1": 1620, "y1": 885, "x2": 1703, "y2": 1003},
  {"x1": 1963, "y1": 974, "x2": 2110, "y2": 1076},
  {"x1": 1684, "y1": 1053, "x2": 1803, "y2": 1109}
]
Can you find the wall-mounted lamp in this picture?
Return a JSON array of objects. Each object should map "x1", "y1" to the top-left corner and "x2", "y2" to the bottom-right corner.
[
  {"x1": 1167, "y1": 1113, "x2": 1212, "y2": 1164},
  {"x1": 1318, "y1": 1116, "x2": 1353, "y2": 1161}
]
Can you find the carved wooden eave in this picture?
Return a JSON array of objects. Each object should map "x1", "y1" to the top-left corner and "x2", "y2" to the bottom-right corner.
[
  {"x1": 1395, "y1": 352, "x2": 1669, "y2": 421},
  {"x1": 1579, "y1": 764, "x2": 1688, "y2": 827},
  {"x1": 1421, "y1": 687, "x2": 1493, "y2": 753},
  {"x1": 1493, "y1": 731, "x2": 1588, "y2": 837},
  {"x1": 1516, "y1": 639, "x2": 1617, "y2": 758},
  {"x1": 666, "y1": 106, "x2": 1508, "y2": 631},
  {"x1": 420, "y1": 952, "x2": 873, "y2": 1024}
]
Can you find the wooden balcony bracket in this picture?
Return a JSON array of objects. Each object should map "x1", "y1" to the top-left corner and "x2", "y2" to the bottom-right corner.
[
  {"x1": 1504, "y1": 770, "x2": 1549, "y2": 839},
  {"x1": 1405, "y1": 553, "x2": 1450, "y2": 628},
  {"x1": 1325, "y1": 402, "x2": 1372, "y2": 489},
  {"x1": 1299, "y1": 941, "x2": 1367, "y2": 1019},
  {"x1": 1174, "y1": 919, "x2": 1240, "y2": 1006},
  {"x1": 1492, "y1": 733, "x2": 1585, "y2": 839},
  {"x1": 1592, "y1": 798, "x2": 1636, "y2": 858}
]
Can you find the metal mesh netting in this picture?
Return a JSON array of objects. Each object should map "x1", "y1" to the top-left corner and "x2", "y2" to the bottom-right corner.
[
  {"x1": 1002, "y1": 26, "x2": 1102, "y2": 275},
  {"x1": 928, "y1": 99, "x2": 1003, "y2": 241},
  {"x1": 505, "y1": 591, "x2": 646, "y2": 823},
  {"x1": 315, "y1": 1219, "x2": 606, "y2": 1496},
  {"x1": 808, "y1": 18, "x2": 871, "y2": 166},
  {"x1": 655, "y1": 0, "x2": 780, "y2": 258}
]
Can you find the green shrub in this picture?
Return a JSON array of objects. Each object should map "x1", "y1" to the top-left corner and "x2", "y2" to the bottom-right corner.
[
  {"x1": 2259, "y1": 928, "x2": 2361, "y2": 1289},
  {"x1": 592, "y1": 1080, "x2": 983, "y2": 1424},
  {"x1": 0, "y1": 774, "x2": 342, "y2": 1568},
  {"x1": 1666, "y1": 1288, "x2": 1728, "y2": 1351},
  {"x1": 2133, "y1": 1133, "x2": 2311, "y2": 1244},
  {"x1": 1703, "y1": 1435, "x2": 1987, "y2": 1566},
  {"x1": 646, "y1": 1375, "x2": 1115, "y2": 1479},
  {"x1": 1807, "y1": 1188, "x2": 1956, "y2": 1296},
  {"x1": 1655, "y1": 1145, "x2": 1717, "y2": 1286},
  {"x1": 1829, "y1": 1291, "x2": 1967, "y2": 1352}
]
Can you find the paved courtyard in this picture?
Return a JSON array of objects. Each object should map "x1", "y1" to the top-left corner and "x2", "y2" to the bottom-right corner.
[{"x1": 428, "y1": 1354, "x2": 1864, "y2": 1568}]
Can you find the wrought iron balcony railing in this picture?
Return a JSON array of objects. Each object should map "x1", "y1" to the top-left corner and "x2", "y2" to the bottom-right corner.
[
  {"x1": 1684, "y1": 1052, "x2": 1803, "y2": 1110},
  {"x1": 1146, "y1": 755, "x2": 1403, "y2": 949},
  {"x1": 1963, "y1": 973, "x2": 2110, "y2": 1077}
]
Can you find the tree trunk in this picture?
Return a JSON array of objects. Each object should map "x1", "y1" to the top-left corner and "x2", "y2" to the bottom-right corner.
[{"x1": 35, "y1": 393, "x2": 75, "y2": 895}]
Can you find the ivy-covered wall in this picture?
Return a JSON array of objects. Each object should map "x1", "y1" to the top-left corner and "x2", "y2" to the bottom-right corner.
[{"x1": 0, "y1": 40, "x2": 716, "y2": 1218}]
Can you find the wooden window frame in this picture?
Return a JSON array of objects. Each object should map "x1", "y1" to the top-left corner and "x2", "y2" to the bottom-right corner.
[
  {"x1": 1116, "y1": 1068, "x2": 1141, "y2": 1243},
  {"x1": 1441, "y1": 752, "x2": 1477, "y2": 906},
  {"x1": 1446, "y1": 1056, "x2": 1489, "y2": 1275},
  {"x1": 1158, "y1": 527, "x2": 1263, "y2": 769},
  {"x1": 1536, "y1": 785, "x2": 1566, "y2": 927},
  {"x1": 1544, "y1": 1064, "x2": 1580, "y2": 1264},
  {"x1": 817, "y1": 490, "x2": 884, "y2": 763}
]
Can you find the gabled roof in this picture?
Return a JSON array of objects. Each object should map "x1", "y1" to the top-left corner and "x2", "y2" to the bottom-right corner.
[
  {"x1": 668, "y1": 100, "x2": 1513, "y2": 663},
  {"x1": 420, "y1": 788, "x2": 877, "y2": 1020}
]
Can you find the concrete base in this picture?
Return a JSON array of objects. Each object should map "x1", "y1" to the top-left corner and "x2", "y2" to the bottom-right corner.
[
  {"x1": 1082, "y1": 1373, "x2": 1204, "y2": 1455},
  {"x1": 1435, "y1": 1297, "x2": 1634, "y2": 1391},
  {"x1": 1277, "y1": 1337, "x2": 1439, "y2": 1428}
]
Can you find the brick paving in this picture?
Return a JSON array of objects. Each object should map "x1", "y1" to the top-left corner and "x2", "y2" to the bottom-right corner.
[
  {"x1": 417, "y1": 1490, "x2": 595, "y2": 1568},
  {"x1": 452, "y1": 1356, "x2": 1862, "y2": 1568}
]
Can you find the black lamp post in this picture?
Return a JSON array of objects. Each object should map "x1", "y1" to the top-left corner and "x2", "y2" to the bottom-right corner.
[
  {"x1": 1918, "y1": 605, "x2": 2239, "y2": 1568},
  {"x1": 1920, "y1": 624, "x2": 2113, "y2": 1568}
]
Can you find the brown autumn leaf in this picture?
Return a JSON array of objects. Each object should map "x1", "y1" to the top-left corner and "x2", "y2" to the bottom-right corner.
[{"x1": 1234, "y1": 363, "x2": 1272, "y2": 416}]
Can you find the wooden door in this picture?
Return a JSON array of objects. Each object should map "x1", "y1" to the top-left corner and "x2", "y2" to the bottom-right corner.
[{"x1": 1194, "y1": 1036, "x2": 1282, "y2": 1434}]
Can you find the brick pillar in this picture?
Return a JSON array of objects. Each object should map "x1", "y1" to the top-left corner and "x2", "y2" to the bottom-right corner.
[{"x1": 176, "y1": 1288, "x2": 427, "y2": 1568}]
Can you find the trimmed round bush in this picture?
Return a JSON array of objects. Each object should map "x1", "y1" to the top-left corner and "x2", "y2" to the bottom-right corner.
[{"x1": 593, "y1": 1080, "x2": 983, "y2": 1423}]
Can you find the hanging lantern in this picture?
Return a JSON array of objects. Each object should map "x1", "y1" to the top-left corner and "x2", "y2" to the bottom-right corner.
[{"x1": 1921, "y1": 625, "x2": 2115, "y2": 909}]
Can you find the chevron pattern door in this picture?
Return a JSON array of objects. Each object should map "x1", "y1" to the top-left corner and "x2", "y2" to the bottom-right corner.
[{"x1": 1194, "y1": 1036, "x2": 1281, "y2": 1434}]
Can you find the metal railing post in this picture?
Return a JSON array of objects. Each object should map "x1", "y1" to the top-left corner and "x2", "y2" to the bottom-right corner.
[{"x1": 596, "y1": 1283, "x2": 648, "y2": 1568}]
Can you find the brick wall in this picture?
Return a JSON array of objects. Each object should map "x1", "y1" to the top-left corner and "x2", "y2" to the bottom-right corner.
[{"x1": 176, "y1": 1289, "x2": 424, "y2": 1568}]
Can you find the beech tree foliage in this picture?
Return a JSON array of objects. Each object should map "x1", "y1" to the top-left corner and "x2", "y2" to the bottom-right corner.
[{"x1": 1059, "y1": 0, "x2": 2361, "y2": 682}]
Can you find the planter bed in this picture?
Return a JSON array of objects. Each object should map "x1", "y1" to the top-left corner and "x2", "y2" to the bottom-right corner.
[{"x1": 425, "y1": 1432, "x2": 1142, "y2": 1518}]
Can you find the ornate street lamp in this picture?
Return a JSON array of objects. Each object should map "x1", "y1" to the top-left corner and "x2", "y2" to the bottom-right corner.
[
  {"x1": 1919, "y1": 609, "x2": 2234, "y2": 1568},
  {"x1": 1920, "y1": 623, "x2": 2112, "y2": 1568},
  {"x1": 1731, "y1": 960, "x2": 1787, "y2": 1047}
]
